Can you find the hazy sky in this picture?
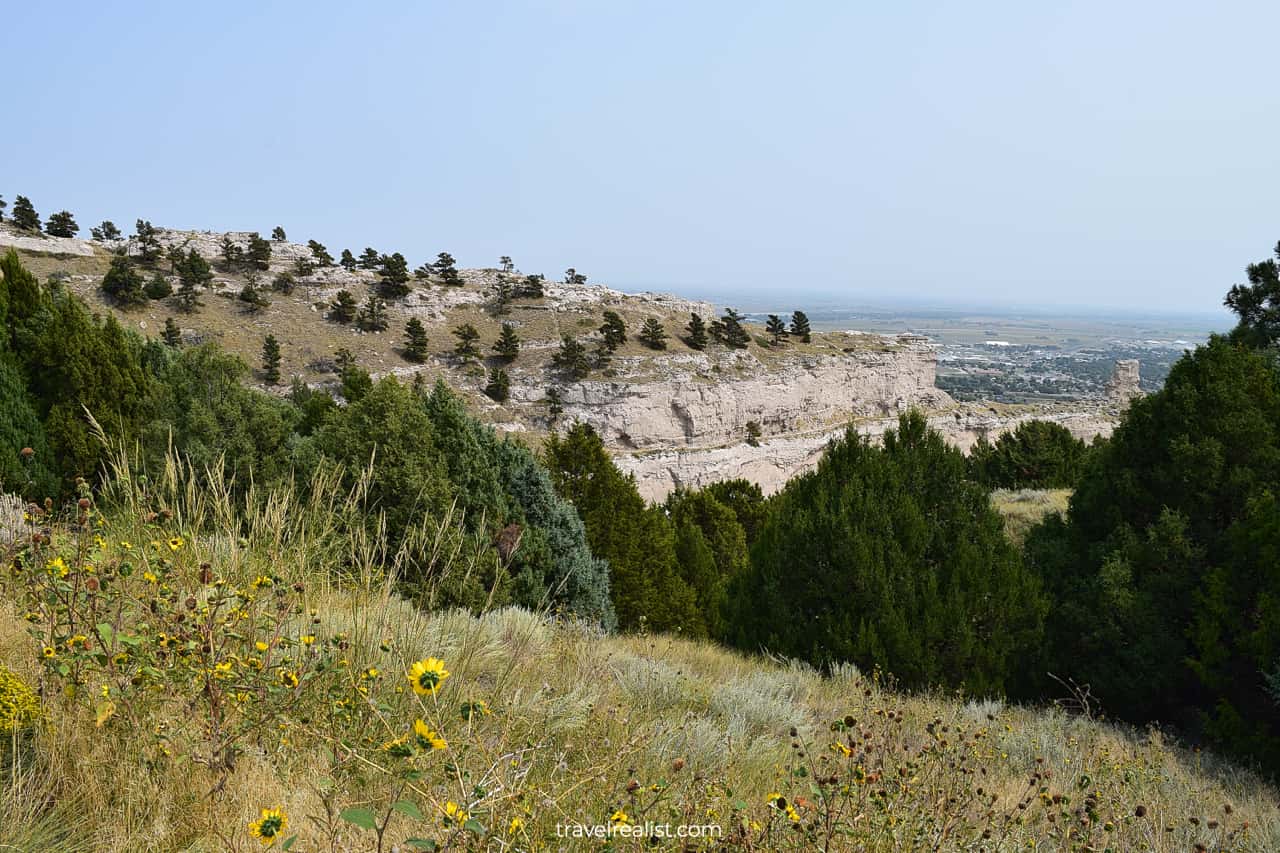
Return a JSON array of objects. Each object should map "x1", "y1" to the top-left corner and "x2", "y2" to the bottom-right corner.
[{"x1": 4, "y1": 1, "x2": 1276, "y2": 314}]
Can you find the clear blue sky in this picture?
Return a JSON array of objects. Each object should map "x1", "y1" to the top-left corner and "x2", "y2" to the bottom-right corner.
[{"x1": 4, "y1": 1, "x2": 1276, "y2": 314}]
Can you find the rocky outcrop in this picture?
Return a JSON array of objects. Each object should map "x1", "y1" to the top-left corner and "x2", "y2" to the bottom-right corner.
[
  {"x1": 617, "y1": 406, "x2": 1115, "y2": 501},
  {"x1": 519, "y1": 337, "x2": 952, "y2": 452},
  {"x1": 0, "y1": 227, "x2": 95, "y2": 256},
  {"x1": 1106, "y1": 359, "x2": 1142, "y2": 406}
]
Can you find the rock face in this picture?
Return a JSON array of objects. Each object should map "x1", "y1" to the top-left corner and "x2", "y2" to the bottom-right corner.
[
  {"x1": 0, "y1": 227, "x2": 95, "y2": 256},
  {"x1": 531, "y1": 337, "x2": 953, "y2": 452},
  {"x1": 1106, "y1": 359, "x2": 1142, "y2": 406},
  {"x1": 617, "y1": 407, "x2": 1115, "y2": 501}
]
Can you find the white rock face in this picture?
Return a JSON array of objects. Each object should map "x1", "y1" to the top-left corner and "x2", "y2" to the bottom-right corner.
[
  {"x1": 617, "y1": 408, "x2": 1115, "y2": 501},
  {"x1": 0, "y1": 227, "x2": 95, "y2": 256},
  {"x1": 1106, "y1": 359, "x2": 1142, "y2": 406},
  {"x1": 531, "y1": 338, "x2": 951, "y2": 451}
]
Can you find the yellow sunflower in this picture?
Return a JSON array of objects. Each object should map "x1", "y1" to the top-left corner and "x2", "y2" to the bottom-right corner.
[
  {"x1": 413, "y1": 718, "x2": 447, "y2": 750},
  {"x1": 406, "y1": 657, "x2": 449, "y2": 695},
  {"x1": 248, "y1": 807, "x2": 288, "y2": 845}
]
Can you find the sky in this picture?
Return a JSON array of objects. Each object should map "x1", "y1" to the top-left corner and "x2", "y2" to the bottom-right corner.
[{"x1": 4, "y1": 1, "x2": 1276, "y2": 316}]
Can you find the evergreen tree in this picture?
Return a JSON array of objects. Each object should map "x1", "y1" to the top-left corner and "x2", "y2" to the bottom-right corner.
[
  {"x1": 219, "y1": 235, "x2": 243, "y2": 268},
  {"x1": 308, "y1": 239, "x2": 334, "y2": 266},
  {"x1": 144, "y1": 272, "x2": 172, "y2": 300},
  {"x1": 790, "y1": 310, "x2": 812, "y2": 343},
  {"x1": 0, "y1": 357, "x2": 57, "y2": 499},
  {"x1": 967, "y1": 420, "x2": 1089, "y2": 489},
  {"x1": 10, "y1": 196, "x2": 39, "y2": 232},
  {"x1": 637, "y1": 318, "x2": 668, "y2": 350},
  {"x1": 101, "y1": 255, "x2": 146, "y2": 306},
  {"x1": 358, "y1": 247, "x2": 381, "y2": 269},
  {"x1": 133, "y1": 219, "x2": 163, "y2": 266},
  {"x1": 710, "y1": 308, "x2": 751, "y2": 348},
  {"x1": 484, "y1": 367, "x2": 511, "y2": 402},
  {"x1": 499, "y1": 255, "x2": 514, "y2": 273},
  {"x1": 162, "y1": 317, "x2": 182, "y2": 347},
  {"x1": 0, "y1": 194, "x2": 6, "y2": 222},
  {"x1": 175, "y1": 275, "x2": 203, "y2": 312},
  {"x1": 44, "y1": 210, "x2": 79, "y2": 238},
  {"x1": 339, "y1": 249, "x2": 357, "y2": 271},
  {"x1": 245, "y1": 232, "x2": 272, "y2": 270},
  {"x1": 544, "y1": 422, "x2": 702, "y2": 633},
  {"x1": 356, "y1": 294, "x2": 388, "y2": 331},
  {"x1": 563, "y1": 267, "x2": 587, "y2": 285},
  {"x1": 599, "y1": 310, "x2": 627, "y2": 351},
  {"x1": 378, "y1": 252, "x2": 411, "y2": 297},
  {"x1": 552, "y1": 335, "x2": 591, "y2": 379},
  {"x1": 261, "y1": 335, "x2": 282, "y2": 384},
  {"x1": 271, "y1": 226, "x2": 287, "y2": 241},
  {"x1": 329, "y1": 289, "x2": 358, "y2": 323},
  {"x1": 452, "y1": 323, "x2": 481, "y2": 360},
  {"x1": 436, "y1": 252, "x2": 462, "y2": 286},
  {"x1": 729, "y1": 411, "x2": 1044, "y2": 694},
  {"x1": 1224, "y1": 240, "x2": 1280, "y2": 348},
  {"x1": 765, "y1": 314, "x2": 789, "y2": 346},
  {"x1": 519, "y1": 274, "x2": 545, "y2": 299},
  {"x1": 493, "y1": 322, "x2": 521, "y2": 362},
  {"x1": 176, "y1": 249, "x2": 213, "y2": 293},
  {"x1": 702, "y1": 479, "x2": 768, "y2": 546},
  {"x1": 239, "y1": 281, "x2": 270, "y2": 311},
  {"x1": 684, "y1": 313, "x2": 709, "y2": 350},
  {"x1": 403, "y1": 317, "x2": 429, "y2": 362},
  {"x1": 491, "y1": 274, "x2": 514, "y2": 314},
  {"x1": 545, "y1": 386, "x2": 565, "y2": 419},
  {"x1": 90, "y1": 220, "x2": 122, "y2": 241},
  {"x1": 293, "y1": 257, "x2": 314, "y2": 278},
  {"x1": 272, "y1": 271, "x2": 297, "y2": 294},
  {"x1": 665, "y1": 487, "x2": 750, "y2": 640}
]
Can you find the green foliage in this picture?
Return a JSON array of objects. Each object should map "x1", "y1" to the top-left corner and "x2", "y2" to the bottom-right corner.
[
  {"x1": 710, "y1": 309, "x2": 750, "y2": 349},
  {"x1": 272, "y1": 271, "x2": 296, "y2": 294},
  {"x1": 245, "y1": 232, "x2": 272, "y2": 271},
  {"x1": 1025, "y1": 336, "x2": 1280, "y2": 769},
  {"x1": 134, "y1": 220, "x2": 163, "y2": 266},
  {"x1": 378, "y1": 253, "x2": 411, "y2": 298},
  {"x1": 544, "y1": 386, "x2": 564, "y2": 420},
  {"x1": 702, "y1": 479, "x2": 768, "y2": 546},
  {"x1": 790, "y1": 310, "x2": 812, "y2": 343},
  {"x1": 684, "y1": 313, "x2": 708, "y2": 350},
  {"x1": 10, "y1": 195, "x2": 40, "y2": 232},
  {"x1": 0, "y1": 356, "x2": 57, "y2": 498},
  {"x1": 745, "y1": 420, "x2": 762, "y2": 447},
  {"x1": 552, "y1": 336, "x2": 590, "y2": 380},
  {"x1": 144, "y1": 272, "x2": 172, "y2": 300},
  {"x1": 339, "y1": 249, "x2": 357, "y2": 271},
  {"x1": 545, "y1": 423, "x2": 701, "y2": 634},
  {"x1": 435, "y1": 252, "x2": 461, "y2": 287},
  {"x1": 484, "y1": 368, "x2": 510, "y2": 403},
  {"x1": 637, "y1": 318, "x2": 667, "y2": 350},
  {"x1": 161, "y1": 317, "x2": 181, "y2": 347},
  {"x1": 0, "y1": 663, "x2": 39, "y2": 735},
  {"x1": 356, "y1": 295, "x2": 388, "y2": 332},
  {"x1": 765, "y1": 314, "x2": 788, "y2": 346},
  {"x1": 261, "y1": 335, "x2": 282, "y2": 384},
  {"x1": 271, "y1": 225, "x2": 286, "y2": 241},
  {"x1": 239, "y1": 282, "x2": 270, "y2": 312},
  {"x1": 90, "y1": 220, "x2": 121, "y2": 241},
  {"x1": 306, "y1": 240, "x2": 332, "y2": 266},
  {"x1": 599, "y1": 311, "x2": 627, "y2": 352},
  {"x1": 452, "y1": 324, "x2": 480, "y2": 360},
  {"x1": 358, "y1": 248, "x2": 380, "y2": 270},
  {"x1": 44, "y1": 210, "x2": 79, "y2": 238},
  {"x1": 967, "y1": 420, "x2": 1089, "y2": 489},
  {"x1": 176, "y1": 249, "x2": 213, "y2": 293},
  {"x1": 1224, "y1": 239, "x2": 1280, "y2": 348},
  {"x1": 100, "y1": 256, "x2": 146, "y2": 306},
  {"x1": 518, "y1": 274, "x2": 544, "y2": 299},
  {"x1": 563, "y1": 268, "x2": 587, "y2": 285},
  {"x1": 403, "y1": 318, "x2": 429, "y2": 363},
  {"x1": 665, "y1": 488, "x2": 750, "y2": 640},
  {"x1": 729, "y1": 412, "x2": 1044, "y2": 695},
  {"x1": 329, "y1": 290, "x2": 357, "y2": 323},
  {"x1": 492, "y1": 323, "x2": 520, "y2": 362}
]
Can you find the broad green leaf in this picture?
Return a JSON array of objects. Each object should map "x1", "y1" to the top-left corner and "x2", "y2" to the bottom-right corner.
[
  {"x1": 339, "y1": 807, "x2": 378, "y2": 831},
  {"x1": 391, "y1": 800, "x2": 426, "y2": 821}
]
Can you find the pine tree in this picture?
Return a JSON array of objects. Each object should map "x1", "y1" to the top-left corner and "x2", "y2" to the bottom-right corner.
[
  {"x1": 710, "y1": 308, "x2": 750, "y2": 348},
  {"x1": 45, "y1": 210, "x2": 79, "y2": 238},
  {"x1": 293, "y1": 257, "x2": 314, "y2": 277},
  {"x1": 176, "y1": 274, "x2": 203, "y2": 312},
  {"x1": 176, "y1": 249, "x2": 213, "y2": 293},
  {"x1": 271, "y1": 226, "x2": 287, "y2": 241},
  {"x1": 638, "y1": 318, "x2": 668, "y2": 350},
  {"x1": 599, "y1": 310, "x2": 627, "y2": 352},
  {"x1": 356, "y1": 294, "x2": 388, "y2": 331},
  {"x1": 545, "y1": 386, "x2": 565, "y2": 419},
  {"x1": 499, "y1": 255, "x2": 514, "y2": 273},
  {"x1": 10, "y1": 196, "x2": 40, "y2": 232},
  {"x1": 261, "y1": 335, "x2": 282, "y2": 384},
  {"x1": 544, "y1": 423, "x2": 702, "y2": 634},
  {"x1": 239, "y1": 281, "x2": 270, "y2": 311},
  {"x1": 563, "y1": 267, "x2": 587, "y2": 285},
  {"x1": 435, "y1": 252, "x2": 462, "y2": 286},
  {"x1": 162, "y1": 317, "x2": 182, "y2": 347},
  {"x1": 493, "y1": 322, "x2": 521, "y2": 362},
  {"x1": 358, "y1": 247, "x2": 380, "y2": 269},
  {"x1": 338, "y1": 249, "x2": 356, "y2": 271},
  {"x1": 790, "y1": 310, "x2": 812, "y2": 343},
  {"x1": 144, "y1": 271, "x2": 172, "y2": 300},
  {"x1": 491, "y1": 274, "x2": 514, "y2": 314},
  {"x1": 685, "y1": 313, "x2": 709, "y2": 350},
  {"x1": 329, "y1": 289, "x2": 358, "y2": 323},
  {"x1": 101, "y1": 255, "x2": 146, "y2": 305},
  {"x1": 245, "y1": 232, "x2": 272, "y2": 270},
  {"x1": 519, "y1": 274, "x2": 545, "y2": 299},
  {"x1": 220, "y1": 235, "x2": 243, "y2": 267},
  {"x1": 484, "y1": 367, "x2": 511, "y2": 402},
  {"x1": 378, "y1": 252, "x2": 411, "y2": 297},
  {"x1": 0, "y1": 194, "x2": 6, "y2": 222},
  {"x1": 308, "y1": 239, "x2": 334, "y2": 266},
  {"x1": 552, "y1": 335, "x2": 591, "y2": 379},
  {"x1": 270, "y1": 271, "x2": 295, "y2": 294},
  {"x1": 452, "y1": 323, "x2": 481, "y2": 360},
  {"x1": 765, "y1": 314, "x2": 789, "y2": 346},
  {"x1": 404, "y1": 317, "x2": 429, "y2": 362},
  {"x1": 90, "y1": 220, "x2": 122, "y2": 241}
]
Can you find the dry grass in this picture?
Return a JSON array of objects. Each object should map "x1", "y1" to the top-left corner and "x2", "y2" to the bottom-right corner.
[
  {"x1": 992, "y1": 488, "x2": 1072, "y2": 544},
  {"x1": 1, "y1": 459, "x2": 1276, "y2": 850}
]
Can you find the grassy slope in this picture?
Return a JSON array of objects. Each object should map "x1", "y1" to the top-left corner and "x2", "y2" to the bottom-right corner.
[
  {"x1": 1, "y1": 470, "x2": 1275, "y2": 852},
  {"x1": 992, "y1": 488, "x2": 1073, "y2": 544}
]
